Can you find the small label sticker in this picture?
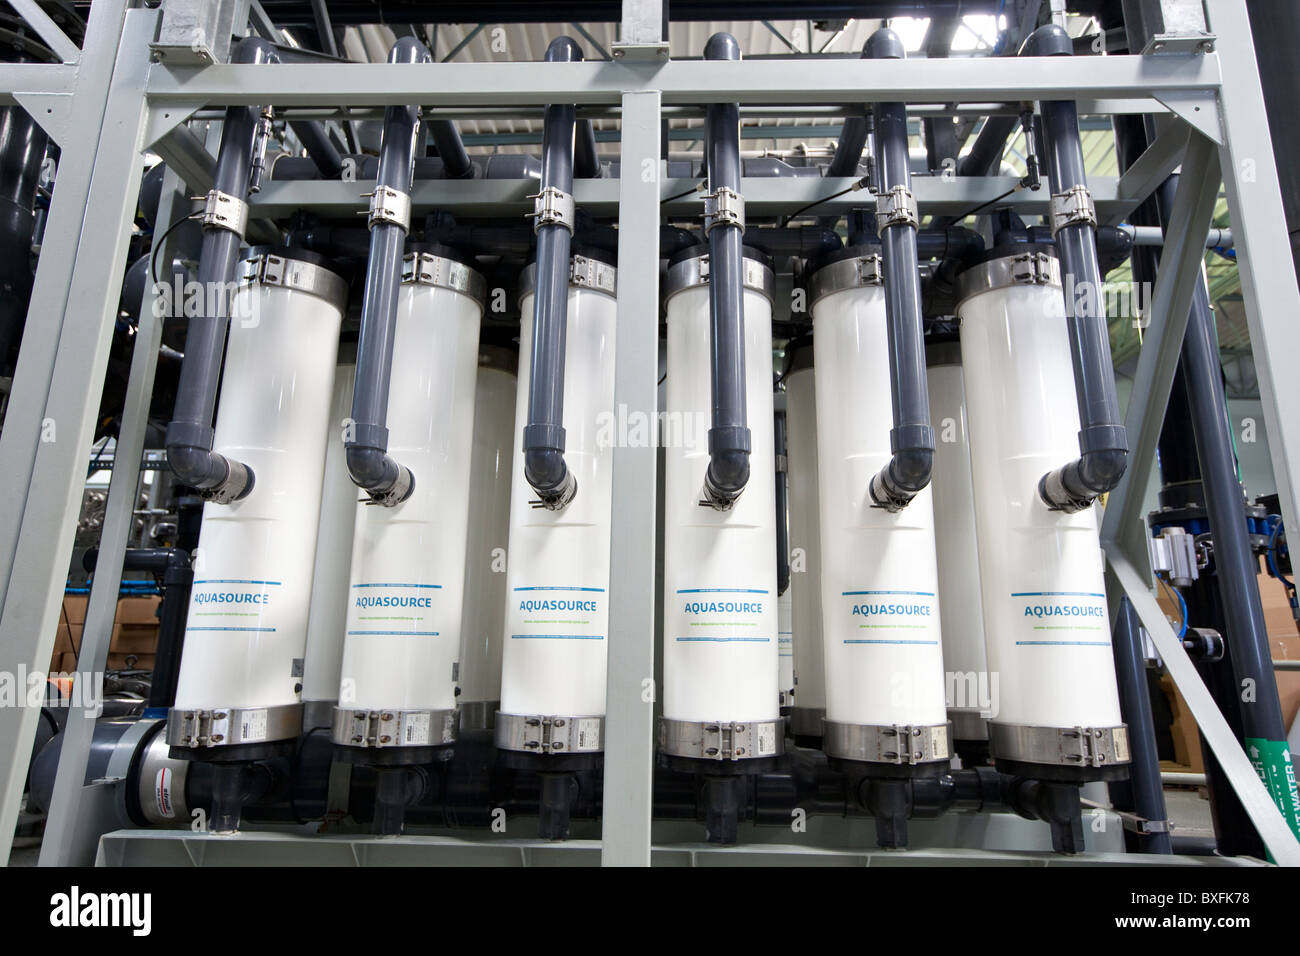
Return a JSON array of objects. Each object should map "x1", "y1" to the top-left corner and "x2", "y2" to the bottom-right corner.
[
  {"x1": 756, "y1": 722, "x2": 777, "y2": 756},
  {"x1": 402, "y1": 712, "x2": 431, "y2": 746},
  {"x1": 932, "y1": 725, "x2": 950, "y2": 760},
  {"x1": 240, "y1": 708, "x2": 268, "y2": 741},
  {"x1": 291, "y1": 657, "x2": 304, "y2": 678},
  {"x1": 155, "y1": 768, "x2": 175, "y2": 818},
  {"x1": 575, "y1": 718, "x2": 602, "y2": 751},
  {"x1": 1113, "y1": 727, "x2": 1130, "y2": 763}
]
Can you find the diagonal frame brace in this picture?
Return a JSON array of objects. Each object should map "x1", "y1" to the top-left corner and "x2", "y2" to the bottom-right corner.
[{"x1": 1107, "y1": 550, "x2": 1300, "y2": 864}]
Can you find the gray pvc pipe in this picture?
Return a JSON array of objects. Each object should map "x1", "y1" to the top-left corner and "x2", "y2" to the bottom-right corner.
[
  {"x1": 165, "y1": 37, "x2": 281, "y2": 502},
  {"x1": 429, "y1": 119, "x2": 476, "y2": 179},
  {"x1": 344, "y1": 36, "x2": 430, "y2": 505},
  {"x1": 522, "y1": 36, "x2": 584, "y2": 509},
  {"x1": 864, "y1": 27, "x2": 933, "y2": 512},
  {"x1": 287, "y1": 117, "x2": 344, "y2": 179},
  {"x1": 700, "y1": 32, "x2": 751, "y2": 510},
  {"x1": 1022, "y1": 24, "x2": 1129, "y2": 512},
  {"x1": 575, "y1": 117, "x2": 601, "y2": 178}
]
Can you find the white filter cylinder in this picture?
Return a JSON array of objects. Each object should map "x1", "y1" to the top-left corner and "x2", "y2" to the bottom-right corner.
[
  {"x1": 499, "y1": 261, "x2": 617, "y2": 744},
  {"x1": 810, "y1": 273, "x2": 948, "y2": 758},
  {"x1": 926, "y1": 349, "x2": 991, "y2": 742},
  {"x1": 784, "y1": 358, "x2": 826, "y2": 732},
  {"x1": 662, "y1": 268, "x2": 779, "y2": 733},
  {"x1": 301, "y1": 361, "x2": 358, "y2": 710},
  {"x1": 171, "y1": 254, "x2": 345, "y2": 747},
  {"x1": 957, "y1": 263, "x2": 1123, "y2": 742},
  {"x1": 778, "y1": 590, "x2": 794, "y2": 705},
  {"x1": 336, "y1": 261, "x2": 483, "y2": 748},
  {"x1": 458, "y1": 346, "x2": 518, "y2": 715}
]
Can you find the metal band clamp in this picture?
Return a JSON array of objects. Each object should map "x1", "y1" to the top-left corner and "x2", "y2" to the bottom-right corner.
[
  {"x1": 494, "y1": 712, "x2": 604, "y2": 754},
  {"x1": 1010, "y1": 251, "x2": 1057, "y2": 285},
  {"x1": 332, "y1": 707, "x2": 457, "y2": 749},
  {"x1": 703, "y1": 185, "x2": 746, "y2": 234},
  {"x1": 876, "y1": 184, "x2": 919, "y2": 230},
  {"x1": 1050, "y1": 184, "x2": 1097, "y2": 236},
  {"x1": 201, "y1": 189, "x2": 248, "y2": 238},
  {"x1": 528, "y1": 185, "x2": 575, "y2": 234},
  {"x1": 365, "y1": 184, "x2": 412, "y2": 231}
]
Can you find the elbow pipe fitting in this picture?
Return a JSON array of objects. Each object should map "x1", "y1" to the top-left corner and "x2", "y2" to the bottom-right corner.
[
  {"x1": 429, "y1": 119, "x2": 477, "y2": 179},
  {"x1": 1021, "y1": 23, "x2": 1129, "y2": 513},
  {"x1": 700, "y1": 32, "x2": 751, "y2": 511},
  {"x1": 344, "y1": 36, "x2": 430, "y2": 507},
  {"x1": 864, "y1": 27, "x2": 934, "y2": 513},
  {"x1": 167, "y1": 438, "x2": 255, "y2": 504},
  {"x1": 521, "y1": 36, "x2": 586, "y2": 510}
]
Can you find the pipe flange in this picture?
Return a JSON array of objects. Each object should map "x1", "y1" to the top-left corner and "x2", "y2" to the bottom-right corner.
[
  {"x1": 989, "y1": 721, "x2": 1131, "y2": 768},
  {"x1": 401, "y1": 250, "x2": 487, "y2": 306},
  {"x1": 135, "y1": 725, "x2": 192, "y2": 826},
  {"x1": 201, "y1": 188, "x2": 248, "y2": 238},
  {"x1": 657, "y1": 716, "x2": 785, "y2": 762},
  {"x1": 1049, "y1": 183, "x2": 1096, "y2": 237},
  {"x1": 494, "y1": 711, "x2": 604, "y2": 754},
  {"x1": 955, "y1": 250, "x2": 1062, "y2": 307},
  {"x1": 662, "y1": 252, "x2": 775, "y2": 308},
  {"x1": 166, "y1": 702, "x2": 303, "y2": 749},
  {"x1": 703, "y1": 185, "x2": 746, "y2": 235},
  {"x1": 366, "y1": 184, "x2": 412, "y2": 232},
  {"x1": 332, "y1": 706, "x2": 458, "y2": 748},
  {"x1": 238, "y1": 253, "x2": 350, "y2": 311},
  {"x1": 821, "y1": 719, "x2": 951, "y2": 765},
  {"x1": 875, "y1": 183, "x2": 918, "y2": 230},
  {"x1": 807, "y1": 253, "x2": 883, "y2": 310},
  {"x1": 528, "y1": 185, "x2": 575, "y2": 234}
]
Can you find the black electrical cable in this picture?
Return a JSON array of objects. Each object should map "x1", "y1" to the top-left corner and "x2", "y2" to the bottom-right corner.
[
  {"x1": 949, "y1": 184, "x2": 1020, "y2": 223},
  {"x1": 149, "y1": 211, "x2": 200, "y2": 286},
  {"x1": 780, "y1": 176, "x2": 870, "y2": 227},
  {"x1": 661, "y1": 180, "x2": 705, "y2": 205}
]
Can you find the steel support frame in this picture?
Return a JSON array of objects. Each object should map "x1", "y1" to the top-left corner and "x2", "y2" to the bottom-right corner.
[{"x1": 2, "y1": 0, "x2": 1298, "y2": 866}]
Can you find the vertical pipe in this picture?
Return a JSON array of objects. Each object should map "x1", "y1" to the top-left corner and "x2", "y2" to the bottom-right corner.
[
  {"x1": 774, "y1": 407, "x2": 790, "y2": 596},
  {"x1": 522, "y1": 36, "x2": 583, "y2": 509},
  {"x1": 864, "y1": 27, "x2": 933, "y2": 512},
  {"x1": 1021, "y1": 24, "x2": 1129, "y2": 512},
  {"x1": 165, "y1": 38, "x2": 276, "y2": 502},
  {"x1": 345, "y1": 36, "x2": 429, "y2": 505},
  {"x1": 1109, "y1": 597, "x2": 1173, "y2": 853},
  {"x1": 575, "y1": 117, "x2": 601, "y2": 178},
  {"x1": 700, "y1": 31, "x2": 750, "y2": 509}
]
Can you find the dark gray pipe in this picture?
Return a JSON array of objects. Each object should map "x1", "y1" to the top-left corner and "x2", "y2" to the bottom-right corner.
[
  {"x1": 826, "y1": 114, "x2": 869, "y2": 178},
  {"x1": 522, "y1": 36, "x2": 585, "y2": 509},
  {"x1": 344, "y1": 36, "x2": 430, "y2": 506},
  {"x1": 165, "y1": 37, "x2": 281, "y2": 503},
  {"x1": 1181, "y1": 274, "x2": 1296, "y2": 772},
  {"x1": 775, "y1": 407, "x2": 789, "y2": 596},
  {"x1": 699, "y1": 32, "x2": 751, "y2": 510},
  {"x1": 287, "y1": 117, "x2": 344, "y2": 179},
  {"x1": 864, "y1": 28, "x2": 933, "y2": 512},
  {"x1": 1109, "y1": 597, "x2": 1173, "y2": 853},
  {"x1": 1022, "y1": 25, "x2": 1128, "y2": 513},
  {"x1": 429, "y1": 119, "x2": 476, "y2": 179},
  {"x1": 575, "y1": 117, "x2": 601, "y2": 178}
]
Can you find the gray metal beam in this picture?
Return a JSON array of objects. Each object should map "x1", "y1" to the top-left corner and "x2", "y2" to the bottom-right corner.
[
  {"x1": 247, "y1": 174, "x2": 1133, "y2": 219},
  {"x1": 600, "y1": 88, "x2": 661, "y2": 867},
  {"x1": 0, "y1": 7, "x2": 155, "y2": 865},
  {"x1": 1208, "y1": 0, "x2": 1300, "y2": 545},
  {"x1": 1107, "y1": 550, "x2": 1300, "y2": 865},
  {"x1": 1100, "y1": 130, "x2": 1221, "y2": 567},
  {"x1": 1110, "y1": 121, "x2": 1191, "y2": 220},
  {"x1": 38, "y1": 167, "x2": 188, "y2": 866},
  {"x1": 144, "y1": 53, "x2": 1221, "y2": 107}
]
